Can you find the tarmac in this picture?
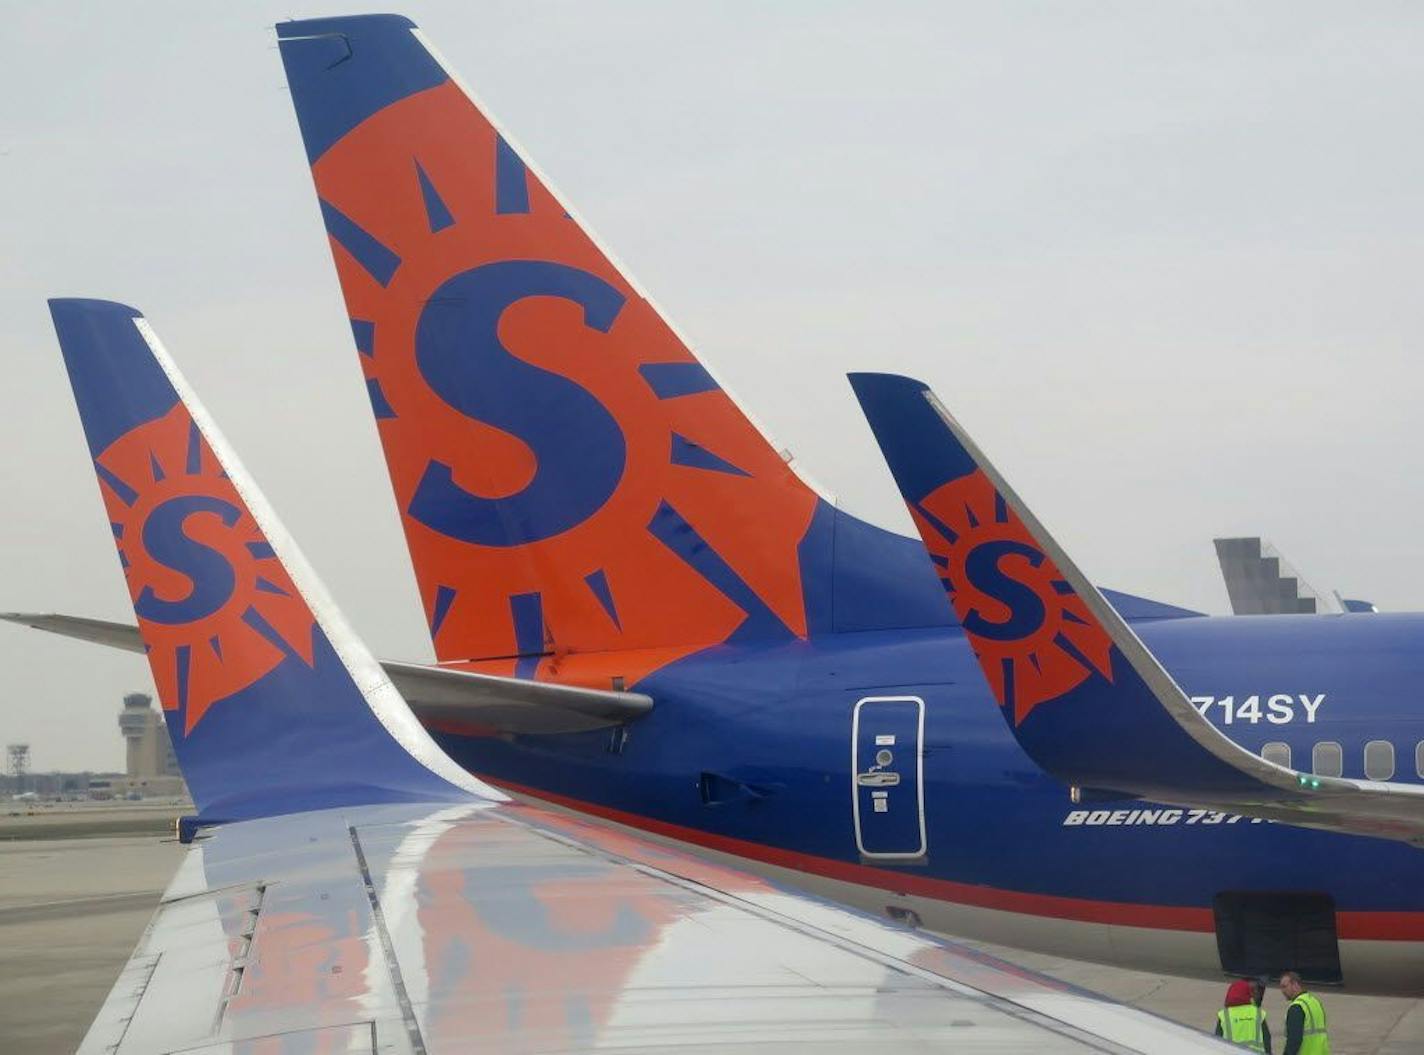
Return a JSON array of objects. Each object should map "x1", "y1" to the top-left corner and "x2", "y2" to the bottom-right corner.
[
  {"x1": 963, "y1": 942, "x2": 1424, "y2": 1055},
  {"x1": 0, "y1": 820, "x2": 186, "y2": 1053},
  {"x1": 1, "y1": 807, "x2": 1421, "y2": 1053}
]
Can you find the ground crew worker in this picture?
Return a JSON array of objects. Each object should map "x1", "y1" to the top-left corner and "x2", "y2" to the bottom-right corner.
[
  {"x1": 1279, "y1": 970, "x2": 1330, "y2": 1055},
  {"x1": 1215, "y1": 978, "x2": 1270, "y2": 1051},
  {"x1": 1251, "y1": 978, "x2": 1273, "y2": 1052}
]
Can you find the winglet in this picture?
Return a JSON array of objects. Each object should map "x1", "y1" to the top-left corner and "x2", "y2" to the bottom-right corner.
[
  {"x1": 47, "y1": 298, "x2": 498, "y2": 824},
  {"x1": 849, "y1": 372, "x2": 1310, "y2": 802}
]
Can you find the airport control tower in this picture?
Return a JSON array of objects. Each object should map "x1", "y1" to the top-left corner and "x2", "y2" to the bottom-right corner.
[
  {"x1": 6, "y1": 743, "x2": 30, "y2": 794},
  {"x1": 118, "y1": 693, "x2": 179, "y2": 778}
]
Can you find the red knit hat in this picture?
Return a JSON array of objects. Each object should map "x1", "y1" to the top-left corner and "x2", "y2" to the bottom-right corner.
[{"x1": 1225, "y1": 979, "x2": 1254, "y2": 1006}]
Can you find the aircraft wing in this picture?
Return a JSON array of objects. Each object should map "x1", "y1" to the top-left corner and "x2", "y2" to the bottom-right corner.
[
  {"x1": 32, "y1": 300, "x2": 1236, "y2": 1053},
  {"x1": 84, "y1": 799, "x2": 1241, "y2": 1055},
  {"x1": 850, "y1": 373, "x2": 1424, "y2": 847},
  {"x1": 0, "y1": 611, "x2": 651, "y2": 734}
]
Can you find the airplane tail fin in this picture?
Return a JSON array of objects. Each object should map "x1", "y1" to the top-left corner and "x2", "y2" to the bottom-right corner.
[
  {"x1": 847, "y1": 372, "x2": 1273, "y2": 800},
  {"x1": 1213, "y1": 536, "x2": 1375, "y2": 615},
  {"x1": 274, "y1": 16, "x2": 960, "y2": 674},
  {"x1": 849, "y1": 373, "x2": 1424, "y2": 845},
  {"x1": 1214, "y1": 536, "x2": 1335, "y2": 614},
  {"x1": 48, "y1": 298, "x2": 490, "y2": 822}
]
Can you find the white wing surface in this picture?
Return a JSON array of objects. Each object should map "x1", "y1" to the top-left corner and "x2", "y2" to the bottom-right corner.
[{"x1": 80, "y1": 801, "x2": 1230, "y2": 1054}]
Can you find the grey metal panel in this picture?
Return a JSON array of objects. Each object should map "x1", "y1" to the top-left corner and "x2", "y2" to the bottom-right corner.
[
  {"x1": 81, "y1": 801, "x2": 1231, "y2": 1054},
  {"x1": 0, "y1": 612, "x2": 652, "y2": 733}
]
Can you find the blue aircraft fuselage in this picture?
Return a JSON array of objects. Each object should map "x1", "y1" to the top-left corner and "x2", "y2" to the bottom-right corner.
[
  {"x1": 429, "y1": 611, "x2": 1424, "y2": 994},
  {"x1": 257, "y1": 6, "x2": 1424, "y2": 997}
]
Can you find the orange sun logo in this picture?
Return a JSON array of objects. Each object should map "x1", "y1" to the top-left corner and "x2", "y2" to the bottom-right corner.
[
  {"x1": 305, "y1": 80, "x2": 818, "y2": 675},
  {"x1": 911, "y1": 471, "x2": 1114, "y2": 725},
  {"x1": 94, "y1": 404, "x2": 314, "y2": 733}
]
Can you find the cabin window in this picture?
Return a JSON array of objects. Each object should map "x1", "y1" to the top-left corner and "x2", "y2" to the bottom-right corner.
[
  {"x1": 1417, "y1": 741, "x2": 1424, "y2": 780},
  {"x1": 1261, "y1": 742, "x2": 1291, "y2": 769},
  {"x1": 1363, "y1": 740, "x2": 1395, "y2": 781},
  {"x1": 1311, "y1": 741, "x2": 1342, "y2": 778}
]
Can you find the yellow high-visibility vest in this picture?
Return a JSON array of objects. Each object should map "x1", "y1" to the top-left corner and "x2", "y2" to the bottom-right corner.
[
  {"x1": 1291, "y1": 991, "x2": 1331, "y2": 1055},
  {"x1": 1216, "y1": 1003, "x2": 1265, "y2": 1051}
]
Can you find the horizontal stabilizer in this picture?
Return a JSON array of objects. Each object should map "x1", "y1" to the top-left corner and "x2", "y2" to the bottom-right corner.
[
  {"x1": 46, "y1": 298, "x2": 492, "y2": 822},
  {"x1": 1, "y1": 612, "x2": 144, "y2": 652},
  {"x1": 1, "y1": 611, "x2": 651, "y2": 735},
  {"x1": 381, "y1": 659, "x2": 650, "y2": 733},
  {"x1": 850, "y1": 372, "x2": 1424, "y2": 846}
]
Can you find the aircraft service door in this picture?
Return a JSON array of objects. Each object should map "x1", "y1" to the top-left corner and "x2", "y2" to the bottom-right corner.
[{"x1": 852, "y1": 695, "x2": 926, "y2": 860}]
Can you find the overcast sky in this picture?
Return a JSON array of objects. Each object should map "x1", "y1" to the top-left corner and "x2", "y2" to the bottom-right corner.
[{"x1": 3, "y1": 2, "x2": 1421, "y2": 771}]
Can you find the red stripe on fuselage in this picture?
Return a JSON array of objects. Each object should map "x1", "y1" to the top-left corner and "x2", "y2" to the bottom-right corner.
[{"x1": 491, "y1": 777, "x2": 1424, "y2": 941}]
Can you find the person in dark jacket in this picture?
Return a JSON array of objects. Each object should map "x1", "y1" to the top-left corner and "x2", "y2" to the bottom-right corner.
[
  {"x1": 1252, "y1": 978, "x2": 1273, "y2": 1053},
  {"x1": 1278, "y1": 970, "x2": 1330, "y2": 1055}
]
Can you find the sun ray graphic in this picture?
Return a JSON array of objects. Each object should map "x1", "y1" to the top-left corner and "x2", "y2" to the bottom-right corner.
[
  {"x1": 912, "y1": 471, "x2": 1114, "y2": 726},
  {"x1": 93, "y1": 404, "x2": 315, "y2": 733}
]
